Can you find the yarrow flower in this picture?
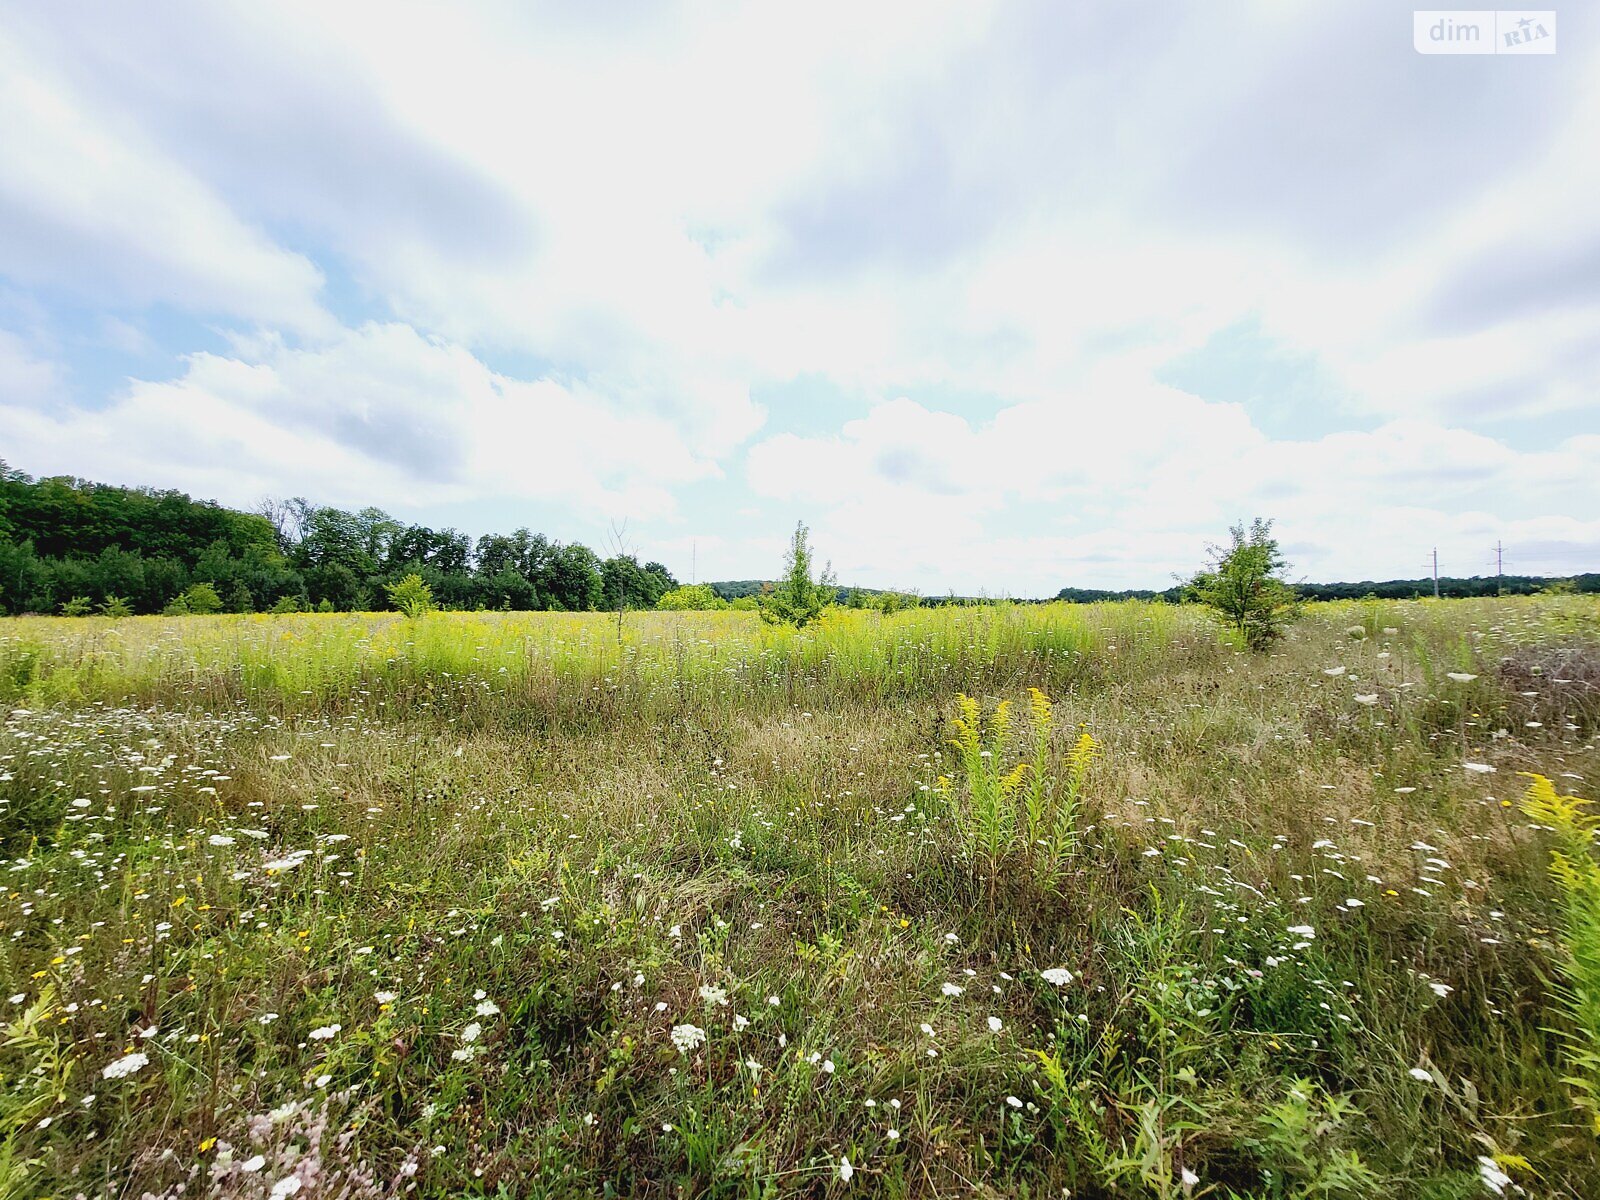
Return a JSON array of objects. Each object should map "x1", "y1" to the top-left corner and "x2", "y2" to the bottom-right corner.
[
  {"x1": 670, "y1": 1024, "x2": 707, "y2": 1054},
  {"x1": 308, "y1": 1024, "x2": 341, "y2": 1041},
  {"x1": 1477, "y1": 1156, "x2": 1511, "y2": 1195},
  {"x1": 1040, "y1": 968, "x2": 1072, "y2": 986},
  {"x1": 102, "y1": 1051, "x2": 150, "y2": 1080}
]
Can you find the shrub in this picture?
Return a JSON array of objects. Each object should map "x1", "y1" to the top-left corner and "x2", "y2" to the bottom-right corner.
[
  {"x1": 1187, "y1": 518, "x2": 1298, "y2": 650},
  {"x1": 98, "y1": 595, "x2": 132, "y2": 618},
  {"x1": 59, "y1": 596, "x2": 92, "y2": 617},
  {"x1": 385, "y1": 573, "x2": 435, "y2": 618},
  {"x1": 182, "y1": 583, "x2": 223, "y2": 615},
  {"x1": 656, "y1": 584, "x2": 727, "y2": 611},
  {"x1": 758, "y1": 522, "x2": 835, "y2": 628}
]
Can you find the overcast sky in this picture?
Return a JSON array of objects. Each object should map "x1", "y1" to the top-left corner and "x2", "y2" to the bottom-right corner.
[{"x1": 2, "y1": 1, "x2": 1596, "y2": 593}]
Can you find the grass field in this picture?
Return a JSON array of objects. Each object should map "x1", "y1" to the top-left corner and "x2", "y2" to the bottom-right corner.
[{"x1": 2, "y1": 598, "x2": 1599, "y2": 1197}]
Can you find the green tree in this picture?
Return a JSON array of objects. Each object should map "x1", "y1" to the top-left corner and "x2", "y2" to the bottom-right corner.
[
  {"x1": 543, "y1": 544, "x2": 603, "y2": 612},
  {"x1": 180, "y1": 582, "x2": 224, "y2": 614},
  {"x1": 385, "y1": 573, "x2": 435, "y2": 618},
  {"x1": 758, "y1": 522, "x2": 836, "y2": 628},
  {"x1": 60, "y1": 595, "x2": 93, "y2": 616},
  {"x1": 1187, "y1": 518, "x2": 1298, "y2": 651},
  {"x1": 99, "y1": 595, "x2": 132, "y2": 618}
]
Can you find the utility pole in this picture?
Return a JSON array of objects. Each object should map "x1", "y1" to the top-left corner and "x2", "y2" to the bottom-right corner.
[
  {"x1": 1432, "y1": 548, "x2": 1440, "y2": 599},
  {"x1": 1495, "y1": 541, "x2": 1503, "y2": 595}
]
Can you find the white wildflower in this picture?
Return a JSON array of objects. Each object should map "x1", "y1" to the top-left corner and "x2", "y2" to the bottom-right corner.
[
  {"x1": 1477, "y1": 1156, "x2": 1511, "y2": 1195},
  {"x1": 670, "y1": 1024, "x2": 707, "y2": 1054},
  {"x1": 102, "y1": 1051, "x2": 150, "y2": 1080}
]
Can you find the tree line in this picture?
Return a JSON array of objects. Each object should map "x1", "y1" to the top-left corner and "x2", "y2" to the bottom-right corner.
[
  {"x1": 1055, "y1": 574, "x2": 1599, "y2": 605},
  {"x1": 0, "y1": 465, "x2": 677, "y2": 616}
]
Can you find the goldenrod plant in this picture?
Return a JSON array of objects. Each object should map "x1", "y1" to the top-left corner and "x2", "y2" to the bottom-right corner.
[
  {"x1": 943, "y1": 687, "x2": 1095, "y2": 878},
  {"x1": 1521, "y1": 772, "x2": 1600, "y2": 1131}
]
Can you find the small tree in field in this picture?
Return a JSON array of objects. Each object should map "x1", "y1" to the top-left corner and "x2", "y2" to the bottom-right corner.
[
  {"x1": 386, "y1": 573, "x2": 435, "y2": 618},
  {"x1": 1187, "y1": 518, "x2": 1298, "y2": 651},
  {"x1": 759, "y1": 522, "x2": 836, "y2": 628}
]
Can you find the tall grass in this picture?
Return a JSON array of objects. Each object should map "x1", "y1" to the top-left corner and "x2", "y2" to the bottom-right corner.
[{"x1": 0, "y1": 594, "x2": 1596, "y2": 1196}]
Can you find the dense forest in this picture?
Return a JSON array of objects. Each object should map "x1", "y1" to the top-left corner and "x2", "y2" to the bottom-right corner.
[
  {"x1": 2, "y1": 464, "x2": 1594, "y2": 616},
  {"x1": 0, "y1": 464, "x2": 676, "y2": 615}
]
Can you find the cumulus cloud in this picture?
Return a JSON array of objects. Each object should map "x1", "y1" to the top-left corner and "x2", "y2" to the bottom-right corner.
[
  {"x1": 0, "y1": 27, "x2": 331, "y2": 337},
  {"x1": 747, "y1": 391, "x2": 1600, "y2": 592},
  {"x1": 0, "y1": 1, "x2": 1595, "y2": 589},
  {"x1": 1, "y1": 322, "x2": 721, "y2": 520}
]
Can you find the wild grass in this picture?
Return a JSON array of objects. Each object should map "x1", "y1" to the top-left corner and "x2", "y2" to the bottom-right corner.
[{"x1": 0, "y1": 596, "x2": 1596, "y2": 1196}]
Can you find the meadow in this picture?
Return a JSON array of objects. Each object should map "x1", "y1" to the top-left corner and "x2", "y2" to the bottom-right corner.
[{"x1": 2, "y1": 597, "x2": 1598, "y2": 1198}]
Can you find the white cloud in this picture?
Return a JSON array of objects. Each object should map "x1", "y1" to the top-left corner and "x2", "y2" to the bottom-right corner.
[
  {"x1": 746, "y1": 392, "x2": 1600, "y2": 592},
  {"x1": 0, "y1": 27, "x2": 330, "y2": 336},
  {"x1": 0, "y1": 2, "x2": 1596, "y2": 590},
  {"x1": 0, "y1": 329, "x2": 61, "y2": 408},
  {"x1": 1, "y1": 322, "x2": 721, "y2": 521}
]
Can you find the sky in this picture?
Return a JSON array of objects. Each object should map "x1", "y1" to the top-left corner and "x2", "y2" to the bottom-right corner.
[{"x1": 1, "y1": 0, "x2": 1597, "y2": 595}]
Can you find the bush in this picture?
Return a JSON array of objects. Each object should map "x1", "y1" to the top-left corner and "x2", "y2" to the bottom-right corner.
[
  {"x1": 60, "y1": 596, "x2": 93, "y2": 617},
  {"x1": 183, "y1": 583, "x2": 223, "y2": 614},
  {"x1": 758, "y1": 522, "x2": 836, "y2": 628},
  {"x1": 99, "y1": 595, "x2": 132, "y2": 618},
  {"x1": 1187, "y1": 518, "x2": 1298, "y2": 651},
  {"x1": 161, "y1": 583, "x2": 223, "y2": 616},
  {"x1": 385, "y1": 573, "x2": 435, "y2": 618},
  {"x1": 656, "y1": 584, "x2": 727, "y2": 611}
]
